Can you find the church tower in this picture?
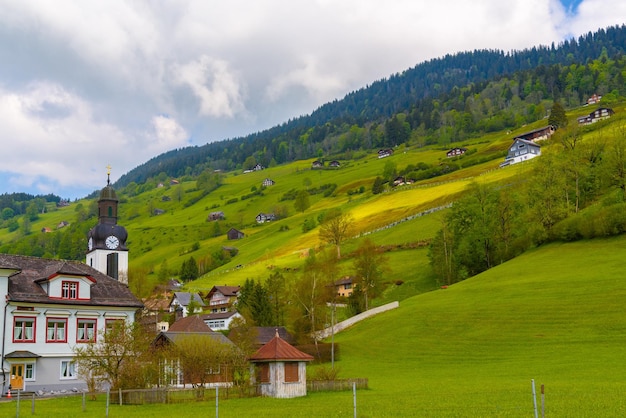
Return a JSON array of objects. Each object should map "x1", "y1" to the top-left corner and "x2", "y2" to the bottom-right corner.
[{"x1": 86, "y1": 167, "x2": 129, "y2": 284}]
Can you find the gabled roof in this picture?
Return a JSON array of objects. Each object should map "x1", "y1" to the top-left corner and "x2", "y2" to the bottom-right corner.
[
  {"x1": 249, "y1": 331, "x2": 313, "y2": 362},
  {"x1": 169, "y1": 315, "x2": 213, "y2": 332},
  {"x1": 171, "y1": 292, "x2": 205, "y2": 307},
  {"x1": 0, "y1": 254, "x2": 142, "y2": 308},
  {"x1": 208, "y1": 285, "x2": 240, "y2": 299},
  {"x1": 254, "y1": 327, "x2": 294, "y2": 346},
  {"x1": 512, "y1": 138, "x2": 541, "y2": 148},
  {"x1": 203, "y1": 311, "x2": 240, "y2": 320},
  {"x1": 155, "y1": 315, "x2": 234, "y2": 347}
]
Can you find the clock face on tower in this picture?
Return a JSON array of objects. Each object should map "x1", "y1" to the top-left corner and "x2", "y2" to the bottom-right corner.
[
  {"x1": 105, "y1": 235, "x2": 120, "y2": 250},
  {"x1": 88, "y1": 237, "x2": 93, "y2": 251}
]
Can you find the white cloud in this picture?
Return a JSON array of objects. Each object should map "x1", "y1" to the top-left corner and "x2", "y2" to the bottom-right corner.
[{"x1": 171, "y1": 56, "x2": 245, "y2": 118}]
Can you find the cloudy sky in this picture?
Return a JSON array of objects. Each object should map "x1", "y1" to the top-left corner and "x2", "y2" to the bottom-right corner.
[{"x1": 1, "y1": 0, "x2": 624, "y2": 199}]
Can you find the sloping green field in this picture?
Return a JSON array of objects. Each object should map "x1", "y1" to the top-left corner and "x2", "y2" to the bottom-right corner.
[{"x1": 3, "y1": 236, "x2": 625, "y2": 417}]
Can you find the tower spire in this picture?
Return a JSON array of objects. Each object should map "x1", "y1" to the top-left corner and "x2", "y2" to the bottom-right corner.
[{"x1": 106, "y1": 164, "x2": 112, "y2": 185}]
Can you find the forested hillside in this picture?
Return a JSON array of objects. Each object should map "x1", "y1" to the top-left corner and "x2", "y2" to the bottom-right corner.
[{"x1": 116, "y1": 25, "x2": 626, "y2": 186}]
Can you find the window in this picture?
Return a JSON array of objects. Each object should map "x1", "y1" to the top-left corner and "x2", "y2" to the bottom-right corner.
[
  {"x1": 47, "y1": 318, "x2": 67, "y2": 342},
  {"x1": 77, "y1": 319, "x2": 96, "y2": 342},
  {"x1": 105, "y1": 319, "x2": 124, "y2": 333},
  {"x1": 14, "y1": 317, "x2": 35, "y2": 342},
  {"x1": 258, "y1": 364, "x2": 270, "y2": 383},
  {"x1": 60, "y1": 361, "x2": 77, "y2": 379},
  {"x1": 284, "y1": 363, "x2": 299, "y2": 382},
  {"x1": 24, "y1": 364, "x2": 35, "y2": 380},
  {"x1": 61, "y1": 281, "x2": 78, "y2": 299}
]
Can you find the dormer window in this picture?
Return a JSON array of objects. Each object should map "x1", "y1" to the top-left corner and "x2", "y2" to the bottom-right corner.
[{"x1": 62, "y1": 281, "x2": 78, "y2": 299}]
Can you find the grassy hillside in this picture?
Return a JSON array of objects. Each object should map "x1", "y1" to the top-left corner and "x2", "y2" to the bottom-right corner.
[{"x1": 1, "y1": 236, "x2": 624, "y2": 416}]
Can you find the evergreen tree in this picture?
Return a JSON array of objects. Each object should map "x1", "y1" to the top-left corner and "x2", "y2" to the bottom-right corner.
[{"x1": 548, "y1": 101, "x2": 568, "y2": 128}]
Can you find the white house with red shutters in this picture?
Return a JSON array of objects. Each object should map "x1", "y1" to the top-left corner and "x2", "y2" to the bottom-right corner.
[{"x1": 0, "y1": 176, "x2": 142, "y2": 395}]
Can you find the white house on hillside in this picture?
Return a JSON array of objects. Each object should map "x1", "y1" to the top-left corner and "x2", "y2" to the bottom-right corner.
[{"x1": 500, "y1": 139, "x2": 541, "y2": 168}]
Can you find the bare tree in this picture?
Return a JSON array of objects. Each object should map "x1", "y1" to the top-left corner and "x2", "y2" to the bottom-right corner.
[
  {"x1": 319, "y1": 211, "x2": 354, "y2": 259},
  {"x1": 353, "y1": 238, "x2": 388, "y2": 311}
]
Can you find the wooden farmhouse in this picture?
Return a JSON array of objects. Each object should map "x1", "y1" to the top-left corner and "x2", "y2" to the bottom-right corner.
[
  {"x1": 513, "y1": 125, "x2": 556, "y2": 142},
  {"x1": 249, "y1": 331, "x2": 314, "y2": 398},
  {"x1": 577, "y1": 107, "x2": 615, "y2": 125},
  {"x1": 206, "y1": 285, "x2": 240, "y2": 312},
  {"x1": 227, "y1": 228, "x2": 245, "y2": 240},
  {"x1": 446, "y1": 147, "x2": 467, "y2": 158}
]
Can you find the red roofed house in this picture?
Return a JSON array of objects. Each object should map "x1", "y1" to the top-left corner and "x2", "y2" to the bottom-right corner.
[{"x1": 249, "y1": 331, "x2": 314, "y2": 398}]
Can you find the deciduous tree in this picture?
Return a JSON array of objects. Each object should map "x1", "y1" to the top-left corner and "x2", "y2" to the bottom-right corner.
[{"x1": 319, "y1": 211, "x2": 353, "y2": 259}]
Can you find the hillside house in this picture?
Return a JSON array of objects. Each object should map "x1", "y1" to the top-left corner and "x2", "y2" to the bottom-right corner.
[
  {"x1": 262, "y1": 178, "x2": 275, "y2": 187},
  {"x1": 577, "y1": 107, "x2": 615, "y2": 125},
  {"x1": 500, "y1": 139, "x2": 541, "y2": 167},
  {"x1": 203, "y1": 311, "x2": 243, "y2": 331},
  {"x1": 514, "y1": 125, "x2": 556, "y2": 142},
  {"x1": 256, "y1": 213, "x2": 277, "y2": 224},
  {"x1": 446, "y1": 147, "x2": 467, "y2": 158},
  {"x1": 206, "y1": 285, "x2": 240, "y2": 312},
  {"x1": 378, "y1": 149, "x2": 393, "y2": 158},
  {"x1": 587, "y1": 94, "x2": 602, "y2": 105},
  {"x1": 207, "y1": 211, "x2": 225, "y2": 221},
  {"x1": 152, "y1": 315, "x2": 235, "y2": 387},
  {"x1": 249, "y1": 331, "x2": 314, "y2": 398},
  {"x1": 169, "y1": 292, "x2": 205, "y2": 317},
  {"x1": 333, "y1": 277, "x2": 354, "y2": 297},
  {"x1": 41, "y1": 227, "x2": 52, "y2": 233},
  {"x1": 56, "y1": 221, "x2": 69, "y2": 229},
  {"x1": 329, "y1": 160, "x2": 341, "y2": 168},
  {"x1": 227, "y1": 228, "x2": 245, "y2": 240},
  {"x1": 0, "y1": 254, "x2": 142, "y2": 394},
  {"x1": 311, "y1": 160, "x2": 323, "y2": 169}
]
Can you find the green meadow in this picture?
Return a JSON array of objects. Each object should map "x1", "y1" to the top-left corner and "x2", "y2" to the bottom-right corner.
[{"x1": 2, "y1": 236, "x2": 626, "y2": 417}]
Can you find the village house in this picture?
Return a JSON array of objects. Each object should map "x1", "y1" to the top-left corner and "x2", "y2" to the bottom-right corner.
[
  {"x1": 329, "y1": 160, "x2": 341, "y2": 168},
  {"x1": 256, "y1": 213, "x2": 277, "y2": 224},
  {"x1": 378, "y1": 149, "x2": 394, "y2": 159},
  {"x1": 202, "y1": 311, "x2": 243, "y2": 331},
  {"x1": 446, "y1": 147, "x2": 467, "y2": 158},
  {"x1": 262, "y1": 178, "x2": 275, "y2": 187},
  {"x1": 169, "y1": 292, "x2": 205, "y2": 317},
  {"x1": 227, "y1": 228, "x2": 245, "y2": 240},
  {"x1": 249, "y1": 331, "x2": 314, "y2": 398},
  {"x1": 206, "y1": 285, "x2": 240, "y2": 312},
  {"x1": 333, "y1": 277, "x2": 354, "y2": 298},
  {"x1": 311, "y1": 160, "x2": 323, "y2": 169},
  {"x1": 587, "y1": 93, "x2": 602, "y2": 105},
  {"x1": 56, "y1": 221, "x2": 69, "y2": 229},
  {"x1": 207, "y1": 211, "x2": 225, "y2": 221},
  {"x1": 513, "y1": 125, "x2": 556, "y2": 142},
  {"x1": 500, "y1": 138, "x2": 541, "y2": 167},
  {"x1": 0, "y1": 175, "x2": 142, "y2": 395},
  {"x1": 577, "y1": 107, "x2": 615, "y2": 125},
  {"x1": 152, "y1": 315, "x2": 235, "y2": 387}
]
